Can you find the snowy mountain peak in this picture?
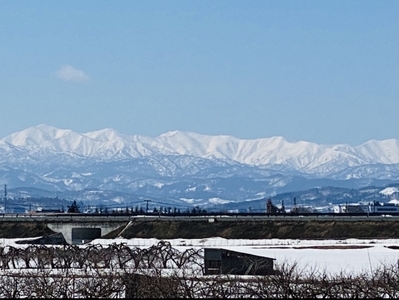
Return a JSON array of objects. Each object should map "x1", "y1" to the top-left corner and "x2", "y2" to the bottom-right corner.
[
  {"x1": 0, "y1": 125, "x2": 398, "y2": 206},
  {"x1": 83, "y1": 128, "x2": 126, "y2": 142},
  {"x1": 3, "y1": 124, "x2": 76, "y2": 147},
  {"x1": 1, "y1": 125, "x2": 398, "y2": 174}
]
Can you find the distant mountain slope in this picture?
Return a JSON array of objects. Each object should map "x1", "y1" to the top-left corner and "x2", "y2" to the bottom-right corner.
[
  {"x1": 2, "y1": 124, "x2": 398, "y2": 173},
  {"x1": 0, "y1": 124, "x2": 397, "y2": 209}
]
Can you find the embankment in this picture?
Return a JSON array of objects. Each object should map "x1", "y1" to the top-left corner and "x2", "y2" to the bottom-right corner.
[
  {"x1": 112, "y1": 220, "x2": 399, "y2": 240},
  {"x1": 0, "y1": 221, "x2": 53, "y2": 238},
  {"x1": 1, "y1": 220, "x2": 399, "y2": 240}
]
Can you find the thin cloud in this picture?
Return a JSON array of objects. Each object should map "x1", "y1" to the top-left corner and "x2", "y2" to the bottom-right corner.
[{"x1": 56, "y1": 65, "x2": 90, "y2": 83}]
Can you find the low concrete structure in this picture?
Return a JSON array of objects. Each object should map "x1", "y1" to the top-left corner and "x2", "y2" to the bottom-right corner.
[{"x1": 47, "y1": 221, "x2": 127, "y2": 244}]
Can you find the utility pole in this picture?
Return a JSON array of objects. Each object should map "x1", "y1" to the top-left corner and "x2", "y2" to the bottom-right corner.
[
  {"x1": 4, "y1": 184, "x2": 7, "y2": 214},
  {"x1": 144, "y1": 200, "x2": 151, "y2": 214}
]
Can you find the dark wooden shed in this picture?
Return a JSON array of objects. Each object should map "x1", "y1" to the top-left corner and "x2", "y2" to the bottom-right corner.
[{"x1": 204, "y1": 248, "x2": 275, "y2": 276}]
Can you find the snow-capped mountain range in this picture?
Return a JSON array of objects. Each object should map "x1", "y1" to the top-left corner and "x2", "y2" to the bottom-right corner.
[{"x1": 0, "y1": 124, "x2": 398, "y2": 209}]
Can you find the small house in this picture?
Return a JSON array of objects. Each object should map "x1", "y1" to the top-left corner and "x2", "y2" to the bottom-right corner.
[{"x1": 204, "y1": 248, "x2": 275, "y2": 276}]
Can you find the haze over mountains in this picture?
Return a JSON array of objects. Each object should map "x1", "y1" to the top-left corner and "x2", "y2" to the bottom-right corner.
[{"x1": 0, "y1": 124, "x2": 398, "y2": 210}]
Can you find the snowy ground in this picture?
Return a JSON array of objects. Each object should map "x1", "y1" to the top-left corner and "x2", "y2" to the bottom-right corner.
[
  {"x1": 93, "y1": 237, "x2": 399, "y2": 275},
  {"x1": 1, "y1": 236, "x2": 398, "y2": 275}
]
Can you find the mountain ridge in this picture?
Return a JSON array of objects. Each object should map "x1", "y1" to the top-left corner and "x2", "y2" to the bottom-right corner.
[
  {"x1": 2, "y1": 124, "x2": 398, "y2": 173},
  {"x1": 0, "y1": 124, "x2": 397, "y2": 210}
]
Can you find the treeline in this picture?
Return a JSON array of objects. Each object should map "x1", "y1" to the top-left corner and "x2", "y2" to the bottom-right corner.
[
  {"x1": 69, "y1": 200, "x2": 207, "y2": 215},
  {"x1": 107, "y1": 205, "x2": 207, "y2": 215},
  {"x1": 0, "y1": 242, "x2": 398, "y2": 298}
]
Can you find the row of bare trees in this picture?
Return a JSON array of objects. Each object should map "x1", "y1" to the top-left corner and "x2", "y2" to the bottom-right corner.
[
  {"x1": 0, "y1": 241, "x2": 398, "y2": 298},
  {"x1": 0, "y1": 241, "x2": 202, "y2": 271}
]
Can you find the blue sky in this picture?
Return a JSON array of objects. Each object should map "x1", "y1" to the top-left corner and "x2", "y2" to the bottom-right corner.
[{"x1": 1, "y1": 1, "x2": 397, "y2": 145}]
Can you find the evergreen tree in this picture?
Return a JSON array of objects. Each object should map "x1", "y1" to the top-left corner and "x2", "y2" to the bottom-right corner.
[{"x1": 67, "y1": 200, "x2": 81, "y2": 213}]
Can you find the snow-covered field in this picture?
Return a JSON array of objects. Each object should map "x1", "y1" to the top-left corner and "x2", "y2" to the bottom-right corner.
[
  {"x1": 105, "y1": 237, "x2": 399, "y2": 275},
  {"x1": 2, "y1": 236, "x2": 397, "y2": 275}
]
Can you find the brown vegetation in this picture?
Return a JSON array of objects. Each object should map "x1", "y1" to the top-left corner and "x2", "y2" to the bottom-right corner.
[
  {"x1": 1, "y1": 219, "x2": 399, "y2": 240},
  {"x1": 0, "y1": 221, "x2": 53, "y2": 238},
  {"x1": 117, "y1": 220, "x2": 399, "y2": 239},
  {"x1": 0, "y1": 242, "x2": 398, "y2": 298}
]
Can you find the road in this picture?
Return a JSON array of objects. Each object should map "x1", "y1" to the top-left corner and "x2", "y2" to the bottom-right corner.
[{"x1": 0, "y1": 213, "x2": 398, "y2": 223}]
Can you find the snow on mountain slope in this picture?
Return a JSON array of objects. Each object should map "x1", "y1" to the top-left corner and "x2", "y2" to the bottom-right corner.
[
  {"x1": 1, "y1": 125, "x2": 398, "y2": 209},
  {"x1": 355, "y1": 139, "x2": 399, "y2": 164},
  {"x1": 380, "y1": 187, "x2": 399, "y2": 196},
  {"x1": 1, "y1": 124, "x2": 398, "y2": 175}
]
